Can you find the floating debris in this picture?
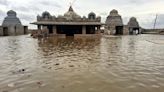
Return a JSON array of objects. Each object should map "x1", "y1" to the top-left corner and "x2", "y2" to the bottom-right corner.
[
  {"x1": 12, "y1": 68, "x2": 26, "y2": 74},
  {"x1": 37, "y1": 81, "x2": 46, "y2": 87},
  {"x1": 55, "y1": 63, "x2": 60, "y2": 66},
  {"x1": 7, "y1": 83, "x2": 15, "y2": 88},
  {"x1": 18, "y1": 69, "x2": 25, "y2": 72},
  {"x1": 69, "y1": 65, "x2": 74, "y2": 67}
]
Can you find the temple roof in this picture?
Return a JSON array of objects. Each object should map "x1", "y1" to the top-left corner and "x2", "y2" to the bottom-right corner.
[
  {"x1": 31, "y1": 21, "x2": 102, "y2": 25},
  {"x1": 32, "y1": 6, "x2": 102, "y2": 25}
]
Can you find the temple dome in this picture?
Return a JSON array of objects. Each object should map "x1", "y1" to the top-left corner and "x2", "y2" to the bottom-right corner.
[
  {"x1": 130, "y1": 17, "x2": 137, "y2": 21},
  {"x1": 42, "y1": 11, "x2": 51, "y2": 17},
  {"x1": 7, "y1": 10, "x2": 17, "y2": 16},
  {"x1": 88, "y1": 12, "x2": 96, "y2": 16},
  {"x1": 110, "y1": 9, "x2": 119, "y2": 16},
  {"x1": 88, "y1": 12, "x2": 96, "y2": 19},
  {"x1": 64, "y1": 6, "x2": 81, "y2": 20},
  {"x1": 2, "y1": 10, "x2": 22, "y2": 26},
  {"x1": 42, "y1": 11, "x2": 51, "y2": 19}
]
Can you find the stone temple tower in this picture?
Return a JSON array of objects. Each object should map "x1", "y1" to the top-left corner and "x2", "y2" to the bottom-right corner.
[
  {"x1": 2, "y1": 10, "x2": 22, "y2": 26},
  {"x1": 128, "y1": 17, "x2": 141, "y2": 35},
  {"x1": 105, "y1": 9, "x2": 124, "y2": 35},
  {"x1": 0, "y1": 10, "x2": 28, "y2": 36}
]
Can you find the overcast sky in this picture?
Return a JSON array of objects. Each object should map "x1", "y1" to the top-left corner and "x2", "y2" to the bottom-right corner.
[{"x1": 0, "y1": 0, "x2": 164, "y2": 29}]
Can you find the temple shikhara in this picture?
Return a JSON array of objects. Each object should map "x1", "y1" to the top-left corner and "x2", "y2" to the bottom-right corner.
[
  {"x1": 31, "y1": 6, "x2": 102, "y2": 37},
  {"x1": 0, "y1": 10, "x2": 28, "y2": 36}
]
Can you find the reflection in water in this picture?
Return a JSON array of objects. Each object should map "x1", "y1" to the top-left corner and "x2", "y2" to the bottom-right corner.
[{"x1": 0, "y1": 35, "x2": 164, "y2": 92}]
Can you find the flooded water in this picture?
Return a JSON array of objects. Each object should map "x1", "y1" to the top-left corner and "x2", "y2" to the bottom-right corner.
[{"x1": 0, "y1": 34, "x2": 164, "y2": 92}]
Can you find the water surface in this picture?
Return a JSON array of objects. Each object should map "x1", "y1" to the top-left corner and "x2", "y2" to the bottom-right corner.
[{"x1": 0, "y1": 34, "x2": 164, "y2": 92}]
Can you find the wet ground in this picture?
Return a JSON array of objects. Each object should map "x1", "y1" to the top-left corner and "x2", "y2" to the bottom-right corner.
[{"x1": 0, "y1": 34, "x2": 164, "y2": 92}]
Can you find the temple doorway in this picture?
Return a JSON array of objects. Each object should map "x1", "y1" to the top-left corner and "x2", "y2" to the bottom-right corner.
[
  {"x1": 3, "y1": 27, "x2": 8, "y2": 36},
  {"x1": 115, "y1": 26, "x2": 123, "y2": 35},
  {"x1": 57, "y1": 25, "x2": 82, "y2": 36},
  {"x1": 48, "y1": 26, "x2": 53, "y2": 34},
  {"x1": 86, "y1": 26, "x2": 96, "y2": 34},
  {"x1": 129, "y1": 27, "x2": 139, "y2": 35}
]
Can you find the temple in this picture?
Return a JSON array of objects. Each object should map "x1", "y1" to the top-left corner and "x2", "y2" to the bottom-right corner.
[
  {"x1": 128, "y1": 17, "x2": 141, "y2": 35},
  {"x1": 0, "y1": 10, "x2": 28, "y2": 36},
  {"x1": 105, "y1": 9, "x2": 141, "y2": 35},
  {"x1": 105, "y1": 9, "x2": 124, "y2": 35},
  {"x1": 31, "y1": 6, "x2": 102, "y2": 37}
]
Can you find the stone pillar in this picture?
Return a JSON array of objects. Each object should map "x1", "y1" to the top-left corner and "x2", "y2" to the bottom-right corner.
[
  {"x1": 42, "y1": 26, "x2": 48, "y2": 37},
  {"x1": 97, "y1": 26, "x2": 101, "y2": 34},
  {"x1": 53, "y1": 26, "x2": 57, "y2": 34},
  {"x1": 82, "y1": 26, "x2": 86, "y2": 34},
  {"x1": 123, "y1": 25, "x2": 129, "y2": 35}
]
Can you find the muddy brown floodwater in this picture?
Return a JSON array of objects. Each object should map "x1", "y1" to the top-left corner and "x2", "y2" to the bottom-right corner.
[{"x1": 0, "y1": 34, "x2": 164, "y2": 92}]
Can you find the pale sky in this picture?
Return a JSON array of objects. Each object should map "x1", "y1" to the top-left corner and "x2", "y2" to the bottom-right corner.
[{"x1": 0, "y1": 0, "x2": 164, "y2": 29}]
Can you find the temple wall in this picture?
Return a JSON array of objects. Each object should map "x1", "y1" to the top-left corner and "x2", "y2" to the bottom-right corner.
[
  {"x1": 0, "y1": 26, "x2": 28, "y2": 36},
  {"x1": 74, "y1": 34, "x2": 101, "y2": 38},
  {"x1": 123, "y1": 25, "x2": 129, "y2": 35},
  {"x1": 105, "y1": 25, "x2": 130, "y2": 35},
  {"x1": 8, "y1": 26, "x2": 15, "y2": 36},
  {"x1": 49, "y1": 34, "x2": 66, "y2": 38},
  {"x1": 15, "y1": 26, "x2": 24, "y2": 35},
  {"x1": 108, "y1": 26, "x2": 116, "y2": 35}
]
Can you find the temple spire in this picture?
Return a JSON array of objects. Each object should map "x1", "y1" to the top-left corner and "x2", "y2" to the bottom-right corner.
[{"x1": 69, "y1": 6, "x2": 74, "y2": 12}]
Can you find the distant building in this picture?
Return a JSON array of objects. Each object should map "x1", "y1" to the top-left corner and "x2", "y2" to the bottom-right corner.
[
  {"x1": 31, "y1": 6, "x2": 102, "y2": 37},
  {"x1": 105, "y1": 9, "x2": 141, "y2": 35},
  {"x1": 0, "y1": 10, "x2": 28, "y2": 36},
  {"x1": 128, "y1": 17, "x2": 141, "y2": 35}
]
